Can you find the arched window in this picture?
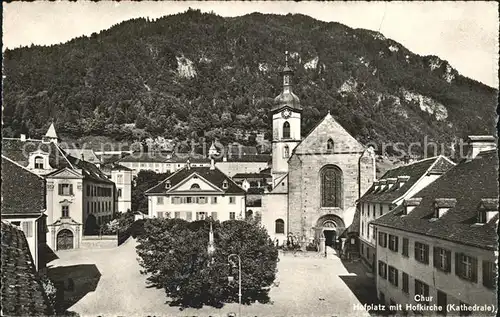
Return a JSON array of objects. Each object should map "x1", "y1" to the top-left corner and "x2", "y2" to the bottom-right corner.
[
  {"x1": 283, "y1": 121, "x2": 290, "y2": 139},
  {"x1": 327, "y1": 139, "x2": 334, "y2": 151},
  {"x1": 34, "y1": 156, "x2": 44, "y2": 169},
  {"x1": 275, "y1": 219, "x2": 285, "y2": 234},
  {"x1": 190, "y1": 183, "x2": 200, "y2": 190},
  {"x1": 283, "y1": 145, "x2": 290, "y2": 158},
  {"x1": 321, "y1": 165, "x2": 342, "y2": 207}
]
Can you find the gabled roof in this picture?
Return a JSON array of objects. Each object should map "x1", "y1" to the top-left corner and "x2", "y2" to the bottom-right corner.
[
  {"x1": 65, "y1": 155, "x2": 113, "y2": 184},
  {"x1": 118, "y1": 151, "x2": 172, "y2": 163},
  {"x1": 232, "y1": 172, "x2": 272, "y2": 179},
  {"x1": 372, "y1": 150, "x2": 498, "y2": 251},
  {"x1": 1, "y1": 221, "x2": 54, "y2": 316},
  {"x1": 1, "y1": 138, "x2": 73, "y2": 171},
  {"x1": 292, "y1": 113, "x2": 365, "y2": 155},
  {"x1": 1, "y1": 156, "x2": 46, "y2": 216},
  {"x1": 216, "y1": 154, "x2": 271, "y2": 163},
  {"x1": 63, "y1": 148, "x2": 99, "y2": 163},
  {"x1": 359, "y1": 156, "x2": 455, "y2": 204},
  {"x1": 146, "y1": 166, "x2": 245, "y2": 195}
]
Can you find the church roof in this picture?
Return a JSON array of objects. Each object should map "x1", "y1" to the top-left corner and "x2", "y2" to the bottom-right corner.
[
  {"x1": 292, "y1": 113, "x2": 365, "y2": 155},
  {"x1": 45, "y1": 122, "x2": 58, "y2": 139},
  {"x1": 371, "y1": 150, "x2": 498, "y2": 251},
  {"x1": 272, "y1": 91, "x2": 301, "y2": 112}
]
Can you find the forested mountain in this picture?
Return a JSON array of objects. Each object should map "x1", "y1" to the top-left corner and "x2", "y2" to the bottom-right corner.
[{"x1": 3, "y1": 9, "x2": 497, "y2": 153}]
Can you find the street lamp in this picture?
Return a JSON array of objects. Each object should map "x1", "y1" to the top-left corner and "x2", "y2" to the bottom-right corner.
[{"x1": 228, "y1": 253, "x2": 242, "y2": 317}]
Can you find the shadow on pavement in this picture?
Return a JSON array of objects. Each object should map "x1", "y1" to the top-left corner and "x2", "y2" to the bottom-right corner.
[
  {"x1": 339, "y1": 259, "x2": 388, "y2": 316},
  {"x1": 47, "y1": 264, "x2": 101, "y2": 313}
]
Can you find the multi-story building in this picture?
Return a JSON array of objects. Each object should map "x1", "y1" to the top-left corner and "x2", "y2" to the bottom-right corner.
[
  {"x1": 101, "y1": 162, "x2": 133, "y2": 214},
  {"x1": 1, "y1": 155, "x2": 48, "y2": 271},
  {"x1": 371, "y1": 140, "x2": 497, "y2": 315},
  {"x1": 2, "y1": 125, "x2": 116, "y2": 250},
  {"x1": 358, "y1": 156, "x2": 455, "y2": 273},
  {"x1": 145, "y1": 161, "x2": 246, "y2": 222},
  {"x1": 118, "y1": 151, "x2": 175, "y2": 175}
]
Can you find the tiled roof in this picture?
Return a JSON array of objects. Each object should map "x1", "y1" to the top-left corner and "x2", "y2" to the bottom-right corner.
[
  {"x1": 146, "y1": 166, "x2": 245, "y2": 195},
  {"x1": 1, "y1": 221, "x2": 54, "y2": 316},
  {"x1": 232, "y1": 172, "x2": 272, "y2": 179},
  {"x1": 1, "y1": 156, "x2": 46, "y2": 216},
  {"x1": 119, "y1": 151, "x2": 172, "y2": 163},
  {"x1": 359, "y1": 156, "x2": 455, "y2": 204},
  {"x1": 62, "y1": 148, "x2": 99, "y2": 163},
  {"x1": 65, "y1": 155, "x2": 113, "y2": 184},
  {"x1": 217, "y1": 154, "x2": 271, "y2": 163},
  {"x1": 1, "y1": 138, "x2": 73, "y2": 171},
  {"x1": 372, "y1": 150, "x2": 498, "y2": 251}
]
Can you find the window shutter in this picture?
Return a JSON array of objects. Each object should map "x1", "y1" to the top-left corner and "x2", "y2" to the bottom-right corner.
[
  {"x1": 70, "y1": 184, "x2": 74, "y2": 195},
  {"x1": 211, "y1": 212, "x2": 217, "y2": 220},
  {"x1": 446, "y1": 250, "x2": 452, "y2": 272},
  {"x1": 425, "y1": 244, "x2": 429, "y2": 264},
  {"x1": 384, "y1": 234, "x2": 387, "y2": 247},
  {"x1": 433, "y1": 247, "x2": 438, "y2": 268},
  {"x1": 455, "y1": 252, "x2": 460, "y2": 276},
  {"x1": 471, "y1": 257, "x2": 478, "y2": 283},
  {"x1": 58, "y1": 184, "x2": 63, "y2": 195},
  {"x1": 414, "y1": 243, "x2": 418, "y2": 260},
  {"x1": 395, "y1": 237, "x2": 399, "y2": 252}
]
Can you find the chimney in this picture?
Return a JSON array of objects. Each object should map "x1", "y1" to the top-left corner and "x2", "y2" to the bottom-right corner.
[
  {"x1": 466, "y1": 135, "x2": 497, "y2": 160},
  {"x1": 210, "y1": 158, "x2": 215, "y2": 170},
  {"x1": 20, "y1": 134, "x2": 26, "y2": 142}
]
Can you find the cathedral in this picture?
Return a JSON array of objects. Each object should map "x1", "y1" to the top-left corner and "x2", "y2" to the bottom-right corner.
[{"x1": 260, "y1": 54, "x2": 376, "y2": 250}]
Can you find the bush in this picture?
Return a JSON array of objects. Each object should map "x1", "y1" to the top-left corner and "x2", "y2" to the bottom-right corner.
[
  {"x1": 306, "y1": 243, "x2": 318, "y2": 252},
  {"x1": 136, "y1": 218, "x2": 278, "y2": 308}
]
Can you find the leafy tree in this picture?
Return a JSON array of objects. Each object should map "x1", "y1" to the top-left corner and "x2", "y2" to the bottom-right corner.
[
  {"x1": 131, "y1": 170, "x2": 170, "y2": 212},
  {"x1": 136, "y1": 218, "x2": 278, "y2": 308}
]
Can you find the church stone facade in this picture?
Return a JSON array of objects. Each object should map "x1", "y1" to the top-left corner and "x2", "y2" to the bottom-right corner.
[{"x1": 262, "y1": 54, "x2": 376, "y2": 250}]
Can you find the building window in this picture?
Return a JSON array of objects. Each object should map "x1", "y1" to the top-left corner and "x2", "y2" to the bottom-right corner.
[
  {"x1": 229, "y1": 212, "x2": 236, "y2": 220},
  {"x1": 433, "y1": 247, "x2": 451, "y2": 272},
  {"x1": 283, "y1": 145, "x2": 290, "y2": 158},
  {"x1": 402, "y1": 238, "x2": 409, "y2": 257},
  {"x1": 388, "y1": 266, "x2": 398, "y2": 286},
  {"x1": 367, "y1": 204, "x2": 370, "y2": 217},
  {"x1": 211, "y1": 197, "x2": 217, "y2": 204},
  {"x1": 437, "y1": 291, "x2": 447, "y2": 315},
  {"x1": 211, "y1": 212, "x2": 218, "y2": 220},
  {"x1": 186, "y1": 211, "x2": 192, "y2": 221},
  {"x1": 222, "y1": 180, "x2": 228, "y2": 189},
  {"x1": 455, "y1": 253, "x2": 477, "y2": 282},
  {"x1": 34, "y1": 156, "x2": 44, "y2": 169},
  {"x1": 86, "y1": 185, "x2": 91, "y2": 196},
  {"x1": 402, "y1": 272, "x2": 409, "y2": 294},
  {"x1": 378, "y1": 232, "x2": 387, "y2": 248},
  {"x1": 414, "y1": 242, "x2": 429, "y2": 264},
  {"x1": 283, "y1": 121, "x2": 290, "y2": 139},
  {"x1": 229, "y1": 197, "x2": 236, "y2": 204},
  {"x1": 367, "y1": 224, "x2": 370, "y2": 238},
  {"x1": 190, "y1": 183, "x2": 201, "y2": 190},
  {"x1": 61, "y1": 206, "x2": 69, "y2": 218},
  {"x1": 361, "y1": 221, "x2": 364, "y2": 236},
  {"x1": 483, "y1": 261, "x2": 496, "y2": 289},
  {"x1": 320, "y1": 165, "x2": 342, "y2": 207},
  {"x1": 378, "y1": 261, "x2": 387, "y2": 279},
  {"x1": 415, "y1": 279, "x2": 430, "y2": 305},
  {"x1": 196, "y1": 212, "x2": 207, "y2": 220},
  {"x1": 388, "y1": 235, "x2": 399, "y2": 252},
  {"x1": 275, "y1": 219, "x2": 285, "y2": 234},
  {"x1": 118, "y1": 189, "x2": 122, "y2": 198},
  {"x1": 58, "y1": 184, "x2": 74, "y2": 196},
  {"x1": 165, "y1": 181, "x2": 171, "y2": 189},
  {"x1": 157, "y1": 197, "x2": 164, "y2": 205},
  {"x1": 117, "y1": 174, "x2": 123, "y2": 184},
  {"x1": 174, "y1": 212, "x2": 181, "y2": 218},
  {"x1": 327, "y1": 138, "x2": 334, "y2": 150},
  {"x1": 157, "y1": 212, "x2": 164, "y2": 218},
  {"x1": 22, "y1": 221, "x2": 33, "y2": 237},
  {"x1": 379, "y1": 205, "x2": 383, "y2": 216}
]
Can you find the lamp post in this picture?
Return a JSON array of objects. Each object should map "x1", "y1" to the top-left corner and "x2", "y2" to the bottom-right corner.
[{"x1": 228, "y1": 254, "x2": 242, "y2": 317}]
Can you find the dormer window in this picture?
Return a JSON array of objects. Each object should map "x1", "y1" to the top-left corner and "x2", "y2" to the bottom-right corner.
[
  {"x1": 222, "y1": 180, "x2": 229, "y2": 189},
  {"x1": 402, "y1": 198, "x2": 422, "y2": 215},
  {"x1": 327, "y1": 139, "x2": 334, "y2": 151},
  {"x1": 165, "y1": 180, "x2": 171, "y2": 189},
  {"x1": 397, "y1": 176, "x2": 410, "y2": 189},
  {"x1": 476, "y1": 198, "x2": 498, "y2": 224},
  {"x1": 34, "y1": 156, "x2": 44, "y2": 169},
  {"x1": 432, "y1": 198, "x2": 456, "y2": 219}
]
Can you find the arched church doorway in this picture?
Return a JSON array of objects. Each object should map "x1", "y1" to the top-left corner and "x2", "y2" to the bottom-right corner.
[
  {"x1": 322, "y1": 220, "x2": 337, "y2": 248},
  {"x1": 57, "y1": 229, "x2": 74, "y2": 250}
]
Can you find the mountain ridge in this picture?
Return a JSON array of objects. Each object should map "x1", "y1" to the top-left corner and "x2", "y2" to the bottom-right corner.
[{"x1": 2, "y1": 9, "x2": 497, "y2": 155}]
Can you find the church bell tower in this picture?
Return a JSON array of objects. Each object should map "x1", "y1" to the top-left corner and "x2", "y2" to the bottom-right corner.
[{"x1": 271, "y1": 51, "x2": 302, "y2": 184}]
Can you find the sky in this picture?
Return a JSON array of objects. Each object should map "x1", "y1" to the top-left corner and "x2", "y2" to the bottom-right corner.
[{"x1": 3, "y1": 1, "x2": 498, "y2": 88}]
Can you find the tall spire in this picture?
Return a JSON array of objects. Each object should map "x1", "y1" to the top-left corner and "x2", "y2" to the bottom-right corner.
[{"x1": 272, "y1": 50, "x2": 301, "y2": 112}]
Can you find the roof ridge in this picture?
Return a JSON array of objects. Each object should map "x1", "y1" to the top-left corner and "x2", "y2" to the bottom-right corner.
[
  {"x1": 144, "y1": 167, "x2": 186, "y2": 194},
  {"x1": 1, "y1": 155, "x2": 45, "y2": 179}
]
